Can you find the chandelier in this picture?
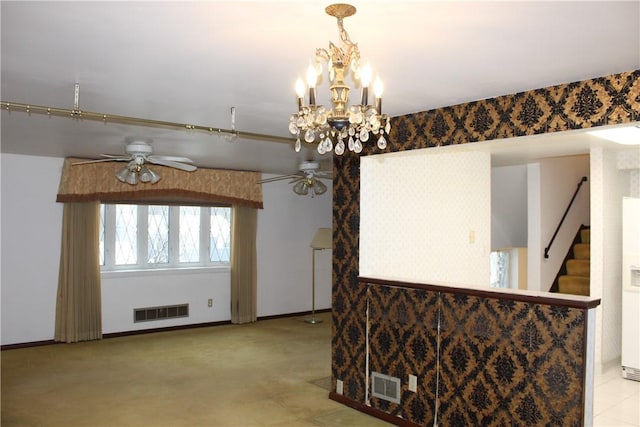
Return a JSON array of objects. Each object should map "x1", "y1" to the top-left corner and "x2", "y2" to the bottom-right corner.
[{"x1": 289, "y1": 3, "x2": 390, "y2": 155}]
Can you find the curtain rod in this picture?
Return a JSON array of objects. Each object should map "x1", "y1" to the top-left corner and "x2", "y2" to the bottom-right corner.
[{"x1": 0, "y1": 100, "x2": 295, "y2": 145}]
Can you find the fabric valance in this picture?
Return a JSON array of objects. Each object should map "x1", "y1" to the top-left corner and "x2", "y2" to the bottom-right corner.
[{"x1": 56, "y1": 158, "x2": 263, "y2": 208}]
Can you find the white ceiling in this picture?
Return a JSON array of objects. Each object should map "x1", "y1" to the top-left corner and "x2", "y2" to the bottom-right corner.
[{"x1": 1, "y1": 1, "x2": 639, "y2": 175}]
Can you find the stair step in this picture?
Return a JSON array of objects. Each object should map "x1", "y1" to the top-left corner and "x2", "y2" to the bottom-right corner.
[
  {"x1": 558, "y1": 275, "x2": 590, "y2": 296},
  {"x1": 580, "y1": 228, "x2": 590, "y2": 244},
  {"x1": 573, "y1": 243, "x2": 590, "y2": 259},
  {"x1": 566, "y1": 259, "x2": 590, "y2": 277}
]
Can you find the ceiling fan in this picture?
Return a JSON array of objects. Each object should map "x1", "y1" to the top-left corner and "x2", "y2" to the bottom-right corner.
[
  {"x1": 73, "y1": 140, "x2": 197, "y2": 185},
  {"x1": 259, "y1": 161, "x2": 332, "y2": 197}
]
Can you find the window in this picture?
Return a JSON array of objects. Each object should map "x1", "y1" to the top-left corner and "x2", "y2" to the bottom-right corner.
[
  {"x1": 490, "y1": 250, "x2": 510, "y2": 288},
  {"x1": 100, "y1": 204, "x2": 231, "y2": 270}
]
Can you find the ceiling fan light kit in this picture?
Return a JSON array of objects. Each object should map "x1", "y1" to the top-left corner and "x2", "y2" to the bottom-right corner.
[
  {"x1": 116, "y1": 163, "x2": 161, "y2": 185},
  {"x1": 293, "y1": 176, "x2": 328, "y2": 197},
  {"x1": 289, "y1": 3, "x2": 391, "y2": 155},
  {"x1": 74, "y1": 140, "x2": 196, "y2": 185},
  {"x1": 259, "y1": 160, "x2": 331, "y2": 197}
]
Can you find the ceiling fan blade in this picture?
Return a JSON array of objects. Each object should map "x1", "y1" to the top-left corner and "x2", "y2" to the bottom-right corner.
[
  {"x1": 258, "y1": 174, "x2": 301, "y2": 184},
  {"x1": 72, "y1": 157, "x2": 130, "y2": 165},
  {"x1": 101, "y1": 153, "x2": 130, "y2": 159},
  {"x1": 148, "y1": 158, "x2": 197, "y2": 172},
  {"x1": 148, "y1": 155, "x2": 195, "y2": 164}
]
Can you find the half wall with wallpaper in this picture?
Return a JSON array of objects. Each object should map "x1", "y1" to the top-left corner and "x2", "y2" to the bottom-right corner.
[{"x1": 330, "y1": 70, "x2": 640, "y2": 426}]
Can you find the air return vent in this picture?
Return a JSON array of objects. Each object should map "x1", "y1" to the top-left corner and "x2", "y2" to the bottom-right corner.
[
  {"x1": 371, "y1": 372, "x2": 401, "y2": 404},
  {"x1": 134, "y1": 304, "x2": 189, "y2": 323},
  {"x1": 622, "y1": 366, "x2": 640, "y2": 382}
]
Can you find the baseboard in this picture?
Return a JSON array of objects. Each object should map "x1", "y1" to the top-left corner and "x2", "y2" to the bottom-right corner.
[
  {"x1": 103, "y1": 320, "x2": 233, "y2": 339},
  {"x1": 1, "y1": 309, "x2": 332, "y2": 351},
  {"x1": 328, "y1": 392, "x2": 421, "y2": 427},
  {"x1": 257, "y1": 308, "x2": 331, "y2": 321},
  {"x1": 1, "y1": 340, "x2": 58, "y2": 351}
]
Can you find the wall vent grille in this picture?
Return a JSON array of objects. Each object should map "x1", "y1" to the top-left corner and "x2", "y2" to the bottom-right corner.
[
  {"x1": 371, "y1": 372, "x2": 401, "y2": 404},
  {"x1": 622, "y1": 366, "x2": 640, "y2": 382},
  {"x1": 134, "y1": 304, "x2": 189, "y2": 323}
]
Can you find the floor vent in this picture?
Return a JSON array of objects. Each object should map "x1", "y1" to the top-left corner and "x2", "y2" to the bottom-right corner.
[
  {"x1": 371, "y1": 372, "x2": 401, "y2": 404},
  {"x1": 134, "y1": 304, "x2": 189, "y2": 323},
  {"x1": 622, "y1": 366, "x2": 640, "y2": 382}
]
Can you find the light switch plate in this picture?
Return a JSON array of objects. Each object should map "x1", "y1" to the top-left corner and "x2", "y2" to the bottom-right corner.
[{"x1": 408, "y1": 374, "x2": 417, "y2": 392}]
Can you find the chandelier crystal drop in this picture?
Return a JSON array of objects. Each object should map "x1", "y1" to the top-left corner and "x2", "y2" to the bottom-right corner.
[{"x1": 289, "y1": 3, "x2": 390, "y2": 155}]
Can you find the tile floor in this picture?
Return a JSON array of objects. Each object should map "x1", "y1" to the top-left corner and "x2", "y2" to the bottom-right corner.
[{"x1": 593, "y1": 366, "x2": 640, "y2": 426}]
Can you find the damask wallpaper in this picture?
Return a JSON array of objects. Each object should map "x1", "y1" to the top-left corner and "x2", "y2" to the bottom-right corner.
[{"x1": 331, "y1": 69, "x2": 639, "y2": 425}]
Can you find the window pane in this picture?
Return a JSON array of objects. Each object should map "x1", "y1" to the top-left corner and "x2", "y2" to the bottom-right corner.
[
  {"x1": 115, "y1": 205, "x2": 138, "y2": 265},
  {"x1": 99, "y1": 204, "x2": 105, "y2": 266},
  {"x1": 490, "y1": 251, "x2": 509, "y2": 288},
  {"x1": 148, "y1": 205, "x2": 169, "y2": 264},
  {"x1": 179, "y1": 206, "x2": 200, "y2": 263},
  {"x1": 210, "y1": 207, "x2": 231, "y2": 262}
]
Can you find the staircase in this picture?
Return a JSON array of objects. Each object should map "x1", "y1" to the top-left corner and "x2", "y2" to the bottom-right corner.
[{"x1": 556, "y1": 226, "x2": 590, "y2": 296}]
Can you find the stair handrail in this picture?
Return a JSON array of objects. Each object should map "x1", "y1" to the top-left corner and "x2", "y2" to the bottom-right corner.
[{"x1": 544, "y1": 176, "x2": 588, "y2": 259}]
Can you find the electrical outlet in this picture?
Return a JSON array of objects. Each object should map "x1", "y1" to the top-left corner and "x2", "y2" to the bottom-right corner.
[
  {"x1": 408, "y1": 374, "x2": 417, "y2": 392},
  {"x1": 207, "y1": 298, "x2": 213, "y2": 307},
  {"x1": 336, "y1": 379, "x2": 344, "y2": 395}
]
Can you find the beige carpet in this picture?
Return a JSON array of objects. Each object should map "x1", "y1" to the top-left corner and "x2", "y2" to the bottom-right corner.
[{"x1": 1, "y1": 312, "x2": 390, "y2": 427}]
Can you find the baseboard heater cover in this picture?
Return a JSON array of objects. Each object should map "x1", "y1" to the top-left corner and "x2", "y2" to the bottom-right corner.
[
  {"x1": 134, "y1": 304, "x2": 189, "y2": 323},
  {"x1": 371, "y1": 372, "x2": 401, "y2": 404},
  {"x1": 622, "y1": 366, "x2": 640, "y2": 382}
]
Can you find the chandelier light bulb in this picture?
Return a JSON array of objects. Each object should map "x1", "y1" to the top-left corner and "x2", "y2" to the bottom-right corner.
[
  {"x1": 306, "y1": 64, "x2": 318, "y2": 106},
  {"x1": 373, "y1": 77, "x2": 384, "y2": 98},
  {"x1": 306, "y1": 65, "x2": 317, "y2": 88},
  {"x1": 374, "y1": 77, "x2": 384, "y2": 113},
  {"x1": 360, "y1": 63, "x2": 372, "y2": 106},
  {"x1": 295, "y1": 78, "x2": 306, "y2": 99},
  {"x1": 360, "y1": 63, "x2": 372, "y2": 88}
]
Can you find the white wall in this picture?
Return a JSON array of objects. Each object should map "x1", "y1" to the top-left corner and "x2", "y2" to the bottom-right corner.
[
  {"x1": 360, "y1": 149, "x2": 491, "y2": 287},
  {"x1": 527, "y1": 163, "x2": 542, "y2": 291},
  {"x1": 590, "y1": 147, "x2": 631, "y2": 371},
  {"x1": 101, "y1": 268, "x2": 232, "y2": 333},
  {"x1": 1, "y1": 153, "x2": 333, "y2": 345},
  {"x1": 618, "y1": 149, "x2": 640, "y2": 198},
  {"x1": 527, "y1": 155, "x2": 590, "y2": 291},
  {"x1": 1, "y1": 155, "x2": 64, "y2": 344},
  {"x1": 492, "y1": 165, "x2": 527, "y2": 250},
  {"x1": 257, "y1": 173, "x2": 333, "y2": 317}
]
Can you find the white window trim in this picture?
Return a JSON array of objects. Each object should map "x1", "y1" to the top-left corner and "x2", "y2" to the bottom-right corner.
[{"x1": 101, "y1": 265, "x2": 230, "y2": 279}]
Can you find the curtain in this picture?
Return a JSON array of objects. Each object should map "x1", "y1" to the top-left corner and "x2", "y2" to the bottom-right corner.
[
  {"x1": 230, "y1": 204, "x2": 258, "y2": 324},
  {"x1": 54, "y1": 201, "x2": 102, "y2": 343}
]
